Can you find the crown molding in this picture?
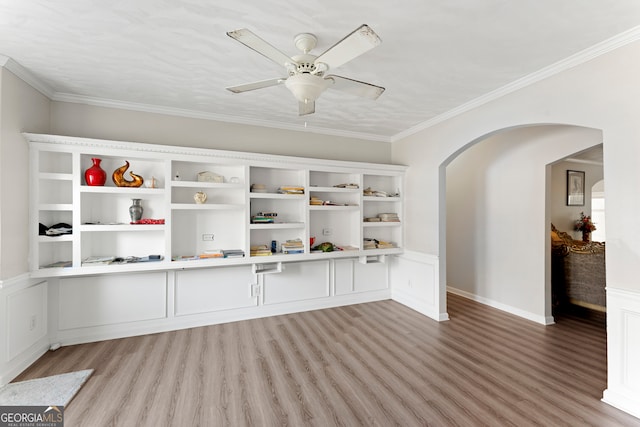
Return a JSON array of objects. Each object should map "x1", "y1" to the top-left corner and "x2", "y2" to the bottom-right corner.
[
  {"x1": 0, "y1": 54, "x2": 55, "y2": 98},
  {"x1": 390, "y1": 25, "x2": 640, "y2": 143},
  {"x1": 0, "y1": 53, "x2": 389, "y2": 143},
  {"x1": 51, "y1": 92, "x2": 392, "y2": 143}
]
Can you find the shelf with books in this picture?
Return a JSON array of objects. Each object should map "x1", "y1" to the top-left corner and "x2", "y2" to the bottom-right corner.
[
  {"x1": 309, "y1": 170, "x2": 360, "y2": 189},
  {"x1": 27, "y1": 133, "x2": 406, "y2": 277},
  {"x1": 171, "y1": 208, "x2": 246, "y2": 262},
  {"x1": 38, "y1": 239, "x2": 73, "y2": 270},
  {"x1": 80, "y1": 229, "x2": 166, "y2": 263}
]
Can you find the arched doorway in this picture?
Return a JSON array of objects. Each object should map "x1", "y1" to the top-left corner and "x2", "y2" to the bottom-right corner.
[{"x1": 440, "y1": 124, "x2": 603, "y2": 324}]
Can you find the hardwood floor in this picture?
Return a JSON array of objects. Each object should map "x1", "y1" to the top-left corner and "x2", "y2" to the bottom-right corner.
[{"x1": 15, "y1": 293, "x2": 640, "y2": 426}]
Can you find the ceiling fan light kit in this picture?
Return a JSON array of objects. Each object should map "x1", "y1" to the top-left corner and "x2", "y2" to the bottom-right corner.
[
  {"x1": 284, "y1": 73, "x2": 332, "y2": 104},
  {"x1": 226, "y1": 24, "x2": 385, "y2": 116}
]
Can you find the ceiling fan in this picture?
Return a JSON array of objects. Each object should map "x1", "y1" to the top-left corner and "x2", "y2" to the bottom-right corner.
[{"x1": 226, "y1": 24, "x2": 385, "y2": 116}]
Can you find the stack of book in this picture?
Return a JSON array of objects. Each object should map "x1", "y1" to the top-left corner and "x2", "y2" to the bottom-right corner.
[
  {"x1": 251, "y1": 215, "x2": 275, "y2": 224},
  {"x1": 310, "y1": 196, "x2": 323, "y2": 206},
  {"x1": 222, "y1": 249, "x2": 245, "y2": 258},
  {"x1": 363, "y1": 239, "x2": 378, "y2": 250},
  {"x1": 278, "y1": 186, "x2": 304, "y2": 195},
  {"x1": 199, "y1": 250, "x2": 224, "y2": 259},
  {"x1": 363, "y1": 187, "x2": 389, "y2": 197},
  {"x1": 333, "y1": 183, "x2": 359, "y2": 189},
  {"x1": 378, "y1": 213, "x2": 400, "y2": 222},
  {"x1": 363, "y1": 238, "x2": 396, "y2": 249},
  {"x1": 82, "y1": 256, "x2": 115, "y2": 265},
  {"x1": 281, "y1": 238, "x2": 304, "y2": 254},
  {"x1": 250, "y1": 245, "x2": 272, "y2": 256},
  {"x1": 250, "y1": 183, "x2": 268, "y2": 193},
  {"x1": 376, "y1": 240, "x2": 396, "y2": 249}
]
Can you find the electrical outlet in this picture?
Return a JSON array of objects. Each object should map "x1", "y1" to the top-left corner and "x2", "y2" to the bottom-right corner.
[
  {"x1": 322, "y1": 228, "x2": 333, "y2": 236},
  {"x1": 202, "y1": 234, "x2": 214, "y2": 241},
  {"x1": 250, "y1": 284, "x2": 260, "y2": 297},
  {"x1": 29, "y1": 315, "x2": 36, "y2": 331}
]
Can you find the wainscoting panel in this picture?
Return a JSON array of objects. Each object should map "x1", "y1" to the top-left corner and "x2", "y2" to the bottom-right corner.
[
  {"x1": 602, "y1": 286, "x2": 640, "y2": 419},
  {"x1": 390, "y1": 250, "x2": 443, "y2": 321},
  {"x1": 0, "y1": 274, "x2": 50, "y2": 386}
]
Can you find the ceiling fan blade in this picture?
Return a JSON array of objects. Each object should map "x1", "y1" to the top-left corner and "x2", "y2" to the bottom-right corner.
[
  {"x1": 326, "y1": 75, "x2": 385, "y2": 99},
  {"x1": 226, "y1": 78, "x2": 286, "y2": 93},
  {"x1": 314, "y1": 24, "x2": 381, "y2": 70},
  {"x1": 227, "y1": 28, "x2": 295, "y2": 68},
  {"x1": 299, "y1": 101, "x2": 315, "y2": 116}
]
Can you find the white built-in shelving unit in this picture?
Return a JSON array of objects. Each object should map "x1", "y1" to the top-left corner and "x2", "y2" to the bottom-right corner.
[
  {"x1": 25, "y1": 133, "x2": 408, "y2": 347},
  {"x1": 28, "y1": 133, "x2": 406, "y2": 278}
]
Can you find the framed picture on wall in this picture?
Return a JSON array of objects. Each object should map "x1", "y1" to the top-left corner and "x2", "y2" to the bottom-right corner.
[{"x1": 567, "y1": 170, "x2": 585, "y2": 206}]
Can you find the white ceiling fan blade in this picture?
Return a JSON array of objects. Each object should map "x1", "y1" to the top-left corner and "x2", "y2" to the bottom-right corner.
[
  {"x1": 326, "y1": 75, "x2": 385, "y2": 99},
  {"x1": 227, "y1": 28, "x2": 295, "y2": 68},
  {"x1": 226, "y1": 78, "x2": 286, "y2": 93},
  {"x1": 299, "y1": 101, "x2": 315, "y2": 116},
  {"x1": 314, "y1": 24, "x2": 381, "y2": 70}
]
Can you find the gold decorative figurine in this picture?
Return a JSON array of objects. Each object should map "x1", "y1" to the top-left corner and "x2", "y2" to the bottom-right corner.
[{"x1": 112, "y1": 161, "x2": 144, "y2": 187}]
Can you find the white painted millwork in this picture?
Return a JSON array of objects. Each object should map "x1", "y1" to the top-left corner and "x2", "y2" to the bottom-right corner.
[
  {"x1": 0, "y1": 275, "x2": 50, "y2": 386},
  {"x1": 26, "y1": 132, "x2": 406, "y2": 276},
  {"x1": 602, "y1": 287, "x2": 640, "y2": 419},
  {"x1": 19, "y1": 133, "x2": 408, "y2": 364}
]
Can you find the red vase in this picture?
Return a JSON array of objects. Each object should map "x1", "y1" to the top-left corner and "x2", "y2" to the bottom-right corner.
[{"x1": 85, "y1": 158, "x2": 107, "y2": 186}]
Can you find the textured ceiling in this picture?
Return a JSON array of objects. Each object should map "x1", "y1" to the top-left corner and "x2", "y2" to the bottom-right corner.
[{"x1": 1, "y1": 1, "x2": 640, "y2": 141}]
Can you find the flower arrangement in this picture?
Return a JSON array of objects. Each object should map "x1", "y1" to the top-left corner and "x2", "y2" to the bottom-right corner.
[{"x1": 574, "y1": 212, "x2": 596, "y2": 233}]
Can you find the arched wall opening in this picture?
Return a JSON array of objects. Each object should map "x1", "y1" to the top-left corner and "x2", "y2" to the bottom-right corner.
[{"x1": 439, "y1": 124, "x2": 603, "y2": 323}]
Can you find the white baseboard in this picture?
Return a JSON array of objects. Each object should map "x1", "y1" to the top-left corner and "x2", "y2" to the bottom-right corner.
[
  {"x1": 602, "y1": 389, "x2": 640, "y2": 420},
  {"x1": 392, "y1": 287, "x2": 439, "y2": 320},
  {"x1": 447, "y1": 286, "x2": 553, "y2": 325}
]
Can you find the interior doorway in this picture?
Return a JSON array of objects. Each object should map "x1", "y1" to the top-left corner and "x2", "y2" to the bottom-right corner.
[{"x1": 442, "y1": 125, "x2": 604, "y2": 325}]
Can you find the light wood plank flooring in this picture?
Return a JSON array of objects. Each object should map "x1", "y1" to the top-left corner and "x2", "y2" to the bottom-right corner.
[{"x1": 15, "y1": 293, "x2": 640, "y2": 426}]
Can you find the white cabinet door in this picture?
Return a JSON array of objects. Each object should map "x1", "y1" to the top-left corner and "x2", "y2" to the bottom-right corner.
[
  {"x1": 335, "y1": 259, "x2": 389, "y2": 295},
  {"x1": 58, "y1": 272, "x2": 167, "y2": 329},
  {"x1": 263, "y1": 261, "x2": 330, "y2": 305},
  {"x1": 174, "y1": 266, "x2": 256, "y2": 315}
]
